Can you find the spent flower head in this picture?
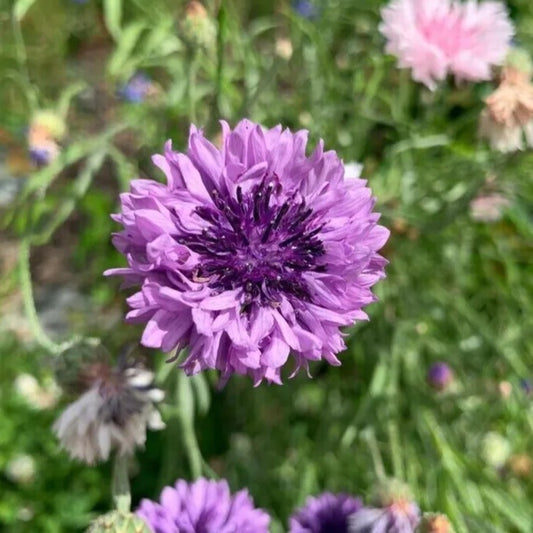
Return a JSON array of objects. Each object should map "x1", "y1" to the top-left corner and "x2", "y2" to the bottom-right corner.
[
  {"x1": 53, "y1": 342, "x2": 164, "y2": 464},
  {"x1": 136, "y1": 477, "x2": 270, "y2": 533},
  {"x1": 380, "y1": 0, "x2": 514, "y2": 90},
  {"x1": 479, "y1": 50, "x2": 533, "y2": 152},
  {"x1": 106, "y1": 120, "x2": 388, "y2": 385}
]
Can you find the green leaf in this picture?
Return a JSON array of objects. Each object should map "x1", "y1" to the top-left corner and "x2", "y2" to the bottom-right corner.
[
  {"x1": 103, "y1": 0, "x2": 122, "y2": 41},
  {"x1": 13, "y1": 0, "x2": 37, "y2": 21}
]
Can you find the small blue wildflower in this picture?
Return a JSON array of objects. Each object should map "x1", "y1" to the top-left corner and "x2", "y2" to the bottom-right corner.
[
  {"x1": 292, "y1": 0, "x2": 319, "y2": 20},
  {"x1": 118, "y1": 73, "x2": 155, "y2": 104}
]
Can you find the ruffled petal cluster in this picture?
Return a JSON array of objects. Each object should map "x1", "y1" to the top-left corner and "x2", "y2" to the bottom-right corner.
[
  {"x1": 136, "y1": 478, "x2": 270, "y2": 533},
  {"x1": 107, "y1": 120, "x2": 389, "y2": 384},
  {"x1": 380, "y1": 0, "x2": 514, "y2": 90}
]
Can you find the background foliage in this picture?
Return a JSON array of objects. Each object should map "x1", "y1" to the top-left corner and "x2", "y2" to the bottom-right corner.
[{"x1": 1, "y1": 0, "x2": 532, "y2": 532}]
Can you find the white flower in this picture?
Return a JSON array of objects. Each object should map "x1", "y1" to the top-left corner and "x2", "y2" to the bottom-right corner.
[
  {"x1": 344, "y1": 162, "x2": 363, "y2": 180},
  {"x1": 5, "y1": 454, "x2": 36, "y2": 484},
  {"x1": 14, "y1": 373, "x2": 60, "y2": 410},
  {"x1": 53, "y1": 363, "x2": 164, "y2": 464}
]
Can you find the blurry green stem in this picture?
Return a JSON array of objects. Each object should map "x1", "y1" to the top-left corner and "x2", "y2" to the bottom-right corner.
[
  {"x1": 11, "y1": 14, "x2": 37, "y2": 110},
  {"x1": 364, "y1": 429, "x2": 386, "y2": 481},
  {"x1": 18, "y1": 240, "x2": 62, "y2": 355},
  {"x1": 112, "y1": 454, "x2": 131, "y2": 513},
  {"x1": 178, "y1": 371, "x2": 203, "y2": 479},
  {"x1": 187, "y1": 50, "x2": 200, "y2": 123}
]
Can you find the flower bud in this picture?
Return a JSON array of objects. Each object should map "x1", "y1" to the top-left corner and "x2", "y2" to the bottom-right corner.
[
  {"x1": 181, "y1": 1, "x2": 216, "y2": 50},
  {"x1": 87, "y1": 511, "x2": 150, "y2": 533},
  {"x1": 418, "y1": 513, "x2": 455, "y2": 533},
  {"x1": 427, "y1": 362, "x2": 454, "y2": 391}
]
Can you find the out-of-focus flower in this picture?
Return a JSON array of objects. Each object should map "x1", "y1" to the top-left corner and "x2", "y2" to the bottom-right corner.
[
  {"x1": 469, "y1": 192, "x2": 510, "y2": 222},
  {"x1": 508, "y1": 454, "x2": 532, "y2": 478},
  {"x1": 136, "y1": 478, "x2": 270, "y2": 532},
  {"x1": 349, "y1": 479, "x2": 420, "y2": 533},
  {"x1": 5, "y1": 454, "x2": 36, "y2": 485},
  {"x1": 53, "y1": 343, "x2": 164, "y2": 464},
  {"x1": 498, "y1": 380, "x2": 512, "y2": 399},
  {"x1": 479, "y1": 49, "x2": 533, "y2": 152},
  {"x1": 276, "y1": 37, "x2": 294, "y2": 61},
  {"x1": 380, "y1": 0, "x2": 514, "y2": 90},
  {"x1": 182, "y1": 1, "x2": 217, "y2": 49},
  {"x1": 427, "y1": 362, "x2": 454, "y2": 391},
  {"x1": 520, "y1": 378, "x2": 532, "y2": 395},
  {"x1": 292, "y1": 0, "x2": 319, "y2": 20},
  {"x1": 27, "y1": 110, "x2": 65, "y2": 166},
  {"x1": 106, "y1": 120, "x2": 389, "y2": 385},
  {"x1": 118, "y1": 73, "x2": 160, "y2": 104},
  {"x1": 14, "y1": 373, "x2": 61, "y2": 410},
  {"x1": 343, "y1": 162, "x2": 363, "y2": 180},
  {"x1": 289, "y1": 492, "x2": 363, "y2": 533},
  {"x1": 418, "y1": 513, "x2": 455, "y2": 533},
  {"x1": 88, "y1": 511, "x2": 150, "y2": 533},
  {"x1": 481, "y1": 432, "x2": 511, "y2": 469}
]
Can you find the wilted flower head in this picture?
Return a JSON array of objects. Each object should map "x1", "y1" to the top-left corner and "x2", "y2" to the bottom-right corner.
[
  {"x1": 380, "y1": 0, "x2": 514, "y2": 90},
  {"x1": 418, "y1": 513, "x2": 454, "y2": 533},
  {"x1": 289, "y1": 492, "x2": 363, "y2": 533},
  {"x1": 53, "y1": 343, "x2": 164, "y2": 464},
  {"x1": 136, "y1": 477, "x2": 270, "y2": 532},
  {"x1": 106, "y1": 119, "x2": 389, "y2": 385},
  {"x1": 427, "y1": 362, "x2": 454, "y2": 391},
  {"x1": 349, "y1": 479, "x2": 420, "y2": 533},
  {"x1": 479, "y1": 56, "x2": 533, "y2": 152},
  {"x1": 119, "y1": 73, "x2": 160, "y2": 104},
  {"x1": 27, "y1": 110, "x2": 65, "y2": 166}
]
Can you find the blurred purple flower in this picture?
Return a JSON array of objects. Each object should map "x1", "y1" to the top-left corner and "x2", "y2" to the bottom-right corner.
[
  {"x1": 136, "y1": 478, "x2": 270, "y2": 533},
  {"x1": 349, "y1": 501, "x2": 420, "y2": 533},
  {"x1": 289, "y1": 492, "x2": 363, "y2": 533},
  {"x1": 292, "y1": 0, "x2": 319, "y2": 20},
  {"x1": 427, "y1": 362, "x2": 454, "y2": 391},
  {"x1": 118, "y1": 73, "x2": 156, "y2": 103},
  {"x1": 106, "y1": 119, "x2": 389, "y2": 385}
]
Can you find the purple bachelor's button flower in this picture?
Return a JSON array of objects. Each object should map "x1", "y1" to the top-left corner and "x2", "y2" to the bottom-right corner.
[
  {"x1": 289, "y1": 492, "x2": 363, "y2": 533},
  {"x1": 136, "y1": 478, "x2": 270, "y2": 533},
  {"x1": 427, "y1": 362, "x2": 454, "y2": 391},
  {"x1": 105, "y1": 119, "x2": 389, "y2": 385}
]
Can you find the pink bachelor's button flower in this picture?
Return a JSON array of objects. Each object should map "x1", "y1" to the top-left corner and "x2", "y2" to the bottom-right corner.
[
  {"x1": 379, "y1": 0, "x2": 514, "y2": 90},
  {"x1": 106, "y1": 120, "x2": 389, "y2": 385}
]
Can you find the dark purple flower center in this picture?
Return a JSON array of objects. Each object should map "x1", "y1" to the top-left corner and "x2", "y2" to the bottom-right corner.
[{"x1": 180, "y1": 178, "x2": 326, "y2": 308}]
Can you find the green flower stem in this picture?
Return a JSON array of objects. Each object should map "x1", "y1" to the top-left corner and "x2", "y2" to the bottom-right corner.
[
  {"x1": 18, "y1": 239, "x2": 62, "y2": 355},
  {"x1": 112, "y1": 454, "x2": 131, "y2": 513},
  {"x1": 177, "y1": 371, "x2": 203, "y2": 479}
]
